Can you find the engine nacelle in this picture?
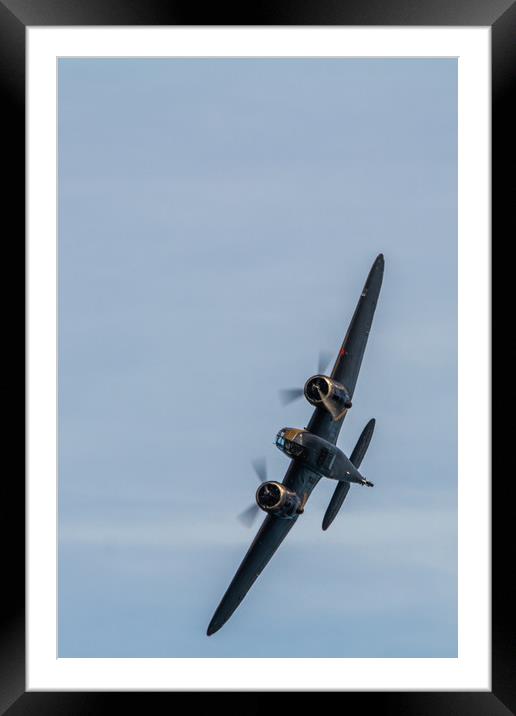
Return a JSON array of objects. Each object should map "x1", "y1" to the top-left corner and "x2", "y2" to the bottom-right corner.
[
  {"x1": 304, "y1": 374, "x2": 352, "y2": 420},
  {"x1": 255, "y1": 481, "x2": 303, "y2": 519}
]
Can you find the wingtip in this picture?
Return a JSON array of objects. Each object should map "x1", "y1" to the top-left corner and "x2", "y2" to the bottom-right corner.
[
  {"x1": 207, "y1": 613, "x2": 226, "y2": 636},
  {"x1": 376, "y1": 253, "x2": 385, "y2": 266},
  {"x1": 206, "y1": 614, "x2": 221, "y2": 636},
  {"x1": 206, "y1": 623, "x2": 218, "y2": 637}
]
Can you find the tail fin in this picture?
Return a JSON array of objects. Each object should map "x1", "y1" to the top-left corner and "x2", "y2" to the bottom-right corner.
[{"x1": 322, "y1": 419, "x2": 375, "y2": 531}]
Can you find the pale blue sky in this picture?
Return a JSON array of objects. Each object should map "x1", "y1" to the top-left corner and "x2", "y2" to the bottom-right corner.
[{"x1": 58, "y1": 58, "x2": 457, "y2": 657}]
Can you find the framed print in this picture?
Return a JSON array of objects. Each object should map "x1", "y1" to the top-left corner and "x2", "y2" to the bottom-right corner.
[{"x1": 2, "y1": 0, "x2": 509, "y2": 712}]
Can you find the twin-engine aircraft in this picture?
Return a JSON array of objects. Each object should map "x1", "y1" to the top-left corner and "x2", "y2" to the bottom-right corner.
[{"x1": 207, "y1": 254, "x2": 385, "y2": 636}]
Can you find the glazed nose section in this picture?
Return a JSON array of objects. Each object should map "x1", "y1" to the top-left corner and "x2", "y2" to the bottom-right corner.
[{"x1": 275, "y1": 428, "x2": 288, "y2": 452}]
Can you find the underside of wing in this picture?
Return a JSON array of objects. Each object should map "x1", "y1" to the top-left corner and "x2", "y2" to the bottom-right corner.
[
  {"x1": 207, "y1": 513, "x2": 298, "y2": 636},
  {"x1": 307, "y1": 255, "x2": 384, "y2": 444},
  {"x1": 331, "y1": 253, "x2": 384, "y2": 398},
  {"x1": 208, "y1": 461, "x2": 320, "y2": 635}
]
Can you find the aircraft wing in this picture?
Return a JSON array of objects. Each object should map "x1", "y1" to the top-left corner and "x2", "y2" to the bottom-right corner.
[
  {"x1": 207, "y1": 511, "x2": 298, "y2": 636},
  {"x1": 331, "y1": 253, "x2": 384, "y2": 399},
  {"x1": 307, "y1": 255, "x2": 384, "y2": 444}
]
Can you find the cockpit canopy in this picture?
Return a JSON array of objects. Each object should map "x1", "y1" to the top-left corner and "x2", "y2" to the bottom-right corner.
[{"x1": 275, "y1": 428, "x2": 304, "y2": 457}]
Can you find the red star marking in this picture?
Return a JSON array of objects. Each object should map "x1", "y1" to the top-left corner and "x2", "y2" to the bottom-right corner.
[{"x1": 340, "y1": 347, "x2": 347, "y2": 357}]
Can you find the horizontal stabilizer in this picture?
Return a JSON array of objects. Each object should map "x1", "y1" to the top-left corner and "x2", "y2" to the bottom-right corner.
[
  {"x1": 322, "y1": 419, "x2": 375, "y2": 531},
  {"x1": 349, "y1": 418, "x2": 375, "y2": 469}
]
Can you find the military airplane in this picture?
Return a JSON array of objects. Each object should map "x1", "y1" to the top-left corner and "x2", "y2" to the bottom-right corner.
[{"x1": 207, "y1": 254, "x2": 384, "y2": 636}]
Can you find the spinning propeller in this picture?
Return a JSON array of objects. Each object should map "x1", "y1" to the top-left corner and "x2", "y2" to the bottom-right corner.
[
  {"x1": 278, "y1": 350, "x2": 333, "y2": 406},
  {"x1": 313, "y1": 382, "x2": 341, "y2": 420},
  {"x1": 237, "y1": 459, "x2": 309, "y2": 527},
  {"x1": 237, "y1": 459, "x2": 268, "y2": 527}
]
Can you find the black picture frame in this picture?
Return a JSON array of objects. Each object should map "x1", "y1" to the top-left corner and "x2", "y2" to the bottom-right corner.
[{"x1": 4, "y1": 1, "x2": 507, "y2": 712}]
